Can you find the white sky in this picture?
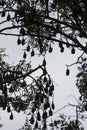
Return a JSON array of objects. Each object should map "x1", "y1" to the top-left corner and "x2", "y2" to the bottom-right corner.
[{"x1": 0, "y1": 35, "x2": 87, "y2": 130}]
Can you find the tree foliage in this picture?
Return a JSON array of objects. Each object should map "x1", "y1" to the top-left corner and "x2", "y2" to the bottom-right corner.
[
  {"x1": 0, "y1": 0, "x2": 87, "y2": 54},
  {"x1": 0, "y1": 48, "x2": 55, "y2": 129},
  {"x1": 76, "y1": 58, "x2": 87, "y2": 105},
  {"x1": 49, "y1": 114, "x2": 84, "y2": 130},
  {"x1": 0, "y1": 0, "x2": 87, "y2": 129}
]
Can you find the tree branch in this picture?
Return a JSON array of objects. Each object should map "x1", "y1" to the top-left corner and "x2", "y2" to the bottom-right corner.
[
  {"x1": 66, "y1": 52, "x2": 84, "y2": 67},
  {"x1": 0, "y1": 65, "x2": 43, "y2": 85}
]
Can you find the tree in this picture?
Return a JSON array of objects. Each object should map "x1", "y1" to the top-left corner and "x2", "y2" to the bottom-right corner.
[
  {"x1": 0, "y1": 47, "x2": 55, "y2": 129},
  {"x1": 76, "y1": 57, "x2": 87, "y2": 107},
  {"x1": 0, "y1": 0, "x2": 87, "y2": 54},
  {"x1": 0, "y1": 0, "x2": 87, "y2": 129}
]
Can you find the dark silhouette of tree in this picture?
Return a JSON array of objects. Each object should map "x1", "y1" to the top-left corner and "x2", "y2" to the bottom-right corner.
[
  {"x1": 76, "y1": 57, "x2": 87, "y2": 109},
  {"x1": 0, "y1": 0, "x2": 87, "y2": 129},
  {"x1": 0, "y1": 48, "x2": 55, "y2": 129},
  {"x1": 0, "y1": 0, "x2": 87, "y2": 54},
  {"x1": 21, "y1": 102, "x2": 85, "y2": 130}
]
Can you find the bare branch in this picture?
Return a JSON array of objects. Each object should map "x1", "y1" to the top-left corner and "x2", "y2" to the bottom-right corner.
[{"x1": 66, "y1": 52, "x2": 84, "y2": 67}]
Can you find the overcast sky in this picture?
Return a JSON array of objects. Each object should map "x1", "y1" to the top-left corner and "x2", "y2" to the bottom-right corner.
[{"x1": 0, "y1": 34, "x2": 87, "y2": 130}]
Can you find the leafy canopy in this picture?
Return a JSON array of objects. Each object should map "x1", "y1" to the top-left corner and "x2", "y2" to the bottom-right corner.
[
  {"x1": 0, "y1": 0, "x2": 87, "y2": 55},
  {"x1": 0, "y1": 0, "x2": 87, "y2": 129}
]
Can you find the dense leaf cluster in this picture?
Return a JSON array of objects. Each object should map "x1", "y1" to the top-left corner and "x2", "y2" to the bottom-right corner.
[
  {"x1": 0, "y1": 48, "x2": 55, "y2": 129},
  {"x1": 76, "y1": 58, "x2": 87, "y2": 105},
  {"x1": 0, "y1": 0, "x2": 87, "y2": 56},
  {"x1": 49, "y1": 114, "x2": 84, "y2": 130}
]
